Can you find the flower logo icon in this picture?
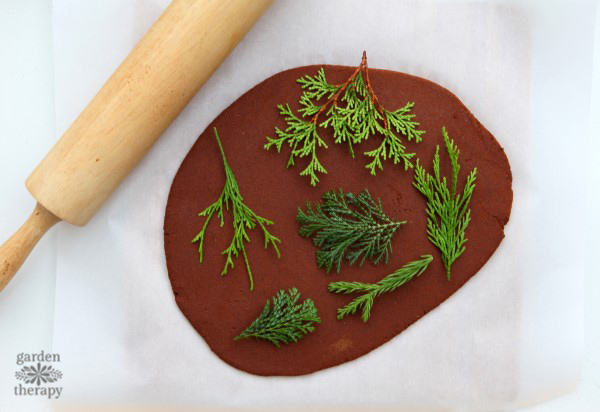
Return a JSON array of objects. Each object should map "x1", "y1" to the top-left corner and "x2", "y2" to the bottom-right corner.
[{"x1": 15, "y1": 363, "x2": 62, "y2": 386}]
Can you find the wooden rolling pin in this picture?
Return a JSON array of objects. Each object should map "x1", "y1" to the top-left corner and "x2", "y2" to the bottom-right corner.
[{"x1": 0, "y1": 0, "x2": 273, "y2": 292}]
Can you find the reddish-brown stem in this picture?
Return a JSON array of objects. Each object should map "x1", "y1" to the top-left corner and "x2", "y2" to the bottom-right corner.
[
  {"x1": 310, "y1": 55, "x2": 364, "y2": 125},
  {"x1": 310, "y1": 51, "x2": 389, "y2": 131},
  {"x1": 362, "y1": 53, "x2": 389, "y2": 130}
]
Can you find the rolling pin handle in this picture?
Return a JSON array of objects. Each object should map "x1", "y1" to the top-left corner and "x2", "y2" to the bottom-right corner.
[{"x1": 0, "y1": 202, "x2": 60, "y2": 292}]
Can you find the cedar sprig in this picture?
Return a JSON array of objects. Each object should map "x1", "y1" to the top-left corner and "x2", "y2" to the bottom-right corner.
[
  {"x1": 298, "y1": 189, "x2": 405, "y2": 273},
  {"x1": 329, "y1": 255, "x2": 433, "y2": 322},
  {"x1": 413, "y1": 127, "x2": 477, "y2": 278},
  {"x1": 265, "y1": 104, "x2": 328, "y2": 185},
  {"x1": 235, "y1": 288, "x2": 321, "y2": 347},
  {"x1": 192, "y1": 128, "x2": 281, "y2": 291},
  {"x1": 265, "y1": 52, "x2": 425, "y2": 186}
]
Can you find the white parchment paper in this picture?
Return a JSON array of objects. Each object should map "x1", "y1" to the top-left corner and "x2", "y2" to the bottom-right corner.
[{"x1": 51, "y1": 0, "x2": 595, "y2": 410}]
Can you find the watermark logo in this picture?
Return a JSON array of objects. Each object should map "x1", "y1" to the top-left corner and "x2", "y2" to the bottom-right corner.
[
  {"x1": 16, "y1": 363, "x2": 62, "y2": 385},
  {"x1": 13, "y1": 351, "x2": 63, "y2": 399}
]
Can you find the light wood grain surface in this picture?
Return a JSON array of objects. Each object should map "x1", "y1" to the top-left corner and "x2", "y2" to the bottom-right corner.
[
  {"x1": 0, "y1": 202, "x2": 59, "y2": 291},
  {"x1": 27, "y1": 0, "x2": 273, "y2": 226}
]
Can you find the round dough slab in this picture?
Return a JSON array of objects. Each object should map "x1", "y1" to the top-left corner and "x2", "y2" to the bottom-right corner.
[{"x1": 164, "y1": 65, "x2": 513, "y2": 376}]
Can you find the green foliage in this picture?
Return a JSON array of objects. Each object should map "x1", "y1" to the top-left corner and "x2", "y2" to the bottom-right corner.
[
  {"x1": 265, "y1": 104, "x2": 328, "y2": 186},
  {"x1": 413, "y1": 127, "x2": 477, "y2": 278},
  {"x1": 328, "y1": 255, "x2": 433, "y2": 322},
  {"x1": 297, "y1": 189, "x2": 405, "y2": 273},
  {"x1": 235, "y1": 288, "x2": 321, "y2": 347},
  {"x1": 363, "y1": 102, "x2": 423, "y2": 174},
  {"x1": 192, "y1": 128, "x2": 281, "y2": 291},
  {"x1": 265, "y1": 53, "x2": 425, "y2": 186}
]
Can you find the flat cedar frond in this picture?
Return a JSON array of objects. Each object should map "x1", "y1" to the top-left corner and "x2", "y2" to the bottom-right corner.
[
  {"x1": 329, "y1": 255, "x2": 433, "y2": 322},
  {"x1": 265, "y1": 52, "x2": 425, "y2": 186},
  {"x1": 298, "y1": 189, "x2": 405, "y2": 273},
  {"x1": 413, "y1": 127, "x2": 477, "y2": 278},
  {"x1": 235, "y1": 288, "x2": 321, "y2": 347},
  {"x1": 265, "y1": 104, "x2": 328, "y2": 186},
  {"x1": 192, "y1": 128, "x2": 281, "y2": 291}
]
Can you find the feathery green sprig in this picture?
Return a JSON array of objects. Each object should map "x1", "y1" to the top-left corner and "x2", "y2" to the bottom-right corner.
[
  {"x1": 265, "y1": 52, "x2": 425, "y2": 186},
  {"x1": 329, "y1": 255, "x2": 433, "y2": 322},
  {"x1": 298, "y1": 189, "x2": 405, "y2": 273},
  {"x1": 265, "y1": 104, "x2": 328, "y2": 186},
  {"x1": 235, "y1": 288, "x2": 321, "y2": 347},
  {"x1": 413, "y1": 127, "x2": 477, "y2": 278},
  {"x1": 192, "y1": 128, "x2": 281, "y2": 291}
]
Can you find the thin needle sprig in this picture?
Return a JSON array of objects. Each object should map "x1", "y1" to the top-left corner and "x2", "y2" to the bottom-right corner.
[
  {"x1": 328, "y1": 255, "x2": 433, "y2": 322},
  {"x1": 192, "y1": 128, "x2": 281, "y2": 291}
]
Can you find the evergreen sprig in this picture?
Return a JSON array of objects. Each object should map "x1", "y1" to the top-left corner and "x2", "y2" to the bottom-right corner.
[
  {"x1": 413, "y1": 127, "x2": 477, "y2": 278},
  {"x1": 235, "y1": 288, "x2": 321, "y2": 347},
  {"x1": 265, "y1": 52, "x2": 425, "y2": 186},
  {"x1": 298, "y1": 189, "x2": 405, "y2": 273},
  {"x1": 192, "y1": 128, "x2": 281, "y2": 291},
  {"x1": 329, "y1": 255, "x2": 433, "y2": 322},
  {"x1": 265, "y1": 104, "x2": 328, "y2": 186}
]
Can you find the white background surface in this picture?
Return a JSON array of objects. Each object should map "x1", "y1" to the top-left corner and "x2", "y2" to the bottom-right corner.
[
  {"x1": 0, "y1": 1, "x2": 56, "y2": 412},
  {"x1": 0, "y1": 0, "x2": 598, "y2": 411}
]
